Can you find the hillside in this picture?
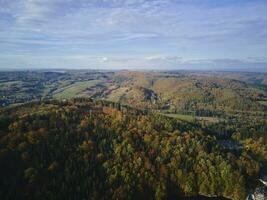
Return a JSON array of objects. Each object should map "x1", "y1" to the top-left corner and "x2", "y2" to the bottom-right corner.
[
  {"x1": 109, "y1": 71, "x2": 267, "y2": 114},
  {"x1": 1, "y1": 70, "x2": 266, "y2": 142},
  {"x1": 0, "y1": 99, "x2": 265, "y2": 200},
  {"x1": 1, "y1": 71, "x2": 266, "y2": 116}
]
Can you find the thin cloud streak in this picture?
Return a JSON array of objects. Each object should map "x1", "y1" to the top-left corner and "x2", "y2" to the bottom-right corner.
[{"x1": 0, "y1": 0, "x2": 267, "y2": 71}]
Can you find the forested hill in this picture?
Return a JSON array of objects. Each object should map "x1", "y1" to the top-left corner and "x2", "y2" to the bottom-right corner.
[
  {"x1": 0, "y1": 99, "x2": 264, "y2": 200},
  {"x1": 110, "y1": 71, "x2": 267, "y2": 114}
]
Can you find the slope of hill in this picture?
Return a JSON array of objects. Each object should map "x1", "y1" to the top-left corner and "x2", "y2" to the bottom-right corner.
[
  {"x1": 108, "y1": 71, "x2": 267, "y2": 115},
  {"x1": 1, "y1": 70, "x2": 266, "y2": 115},
  {"x1": 0, "y1": 99, "x2": 265, "y2": 200}
]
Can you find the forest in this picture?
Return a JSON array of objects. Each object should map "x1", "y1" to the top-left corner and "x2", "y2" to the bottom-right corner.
[{"x1": 0, "y1": 98, "x2": 266, "y2": 200}]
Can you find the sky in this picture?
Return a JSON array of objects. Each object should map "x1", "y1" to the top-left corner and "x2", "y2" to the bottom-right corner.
[{"x1": 0, "y1": 0, "x2": 267, "y2": 71}]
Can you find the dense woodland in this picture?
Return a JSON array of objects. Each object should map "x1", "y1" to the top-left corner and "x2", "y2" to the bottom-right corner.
[{"x1": 0, "y1": 99, "x2": 266, "y2": 200}]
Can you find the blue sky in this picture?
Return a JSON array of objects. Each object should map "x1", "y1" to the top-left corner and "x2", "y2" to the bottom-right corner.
[{"x1": 0, "y1": 0, "x2": 267, "y2": 71}]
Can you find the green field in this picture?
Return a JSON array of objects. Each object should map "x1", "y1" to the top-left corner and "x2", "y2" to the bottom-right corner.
[
  {"x1": 258, "y1": 100, "x2": 267, "y2": 106},
  {"x1": 197, "y1": 116, "x2": 221, "y2": 123},
  {"x1": 0, "y1": 81, "x2": 22, "y2": 89},
  {"x1": 161, "y1": 113, "x2": 196, "y2": 122},
  {"x1": 161, "y1": 113, "x2": 221, "y2": 123},
  {"x1": 53, "y1": 80, "x2": 101, "y2": 99},
  {"x1": 106, "y1": 87, "x2": 129, "y2": 102}
]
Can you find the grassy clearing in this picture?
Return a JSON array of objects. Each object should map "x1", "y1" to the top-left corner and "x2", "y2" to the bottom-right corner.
[
  {"x1": 42, "y1": 80, "x2": 74, "y2": 97},
  {"x1": 197, "y1": 116, "x2": 220, "y2": 123},
  {"x1": 161, "y1": 113, "x2": 221, "y2": 123},
  {"x1": 106, "y1": 87, "x2": 130, "y2": 102},
  {"x1": 0, "y1": 81, "x2": 22, "y2": 89},
  {"x1": 53, "y1": 80, "x2": 101, "y2": 99},
  {"x1": 161, "y1": 113, "x2": 196, "y2": 122},
  {"x1": 258, "y1": 100, "x2": 267, "y2": 106}
]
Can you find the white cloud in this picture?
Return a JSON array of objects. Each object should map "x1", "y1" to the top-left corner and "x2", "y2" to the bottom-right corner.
[
  {"x1": 101, "y1": 57, "x2": 108, "y2": 62},
  {"x1": 0, "y1": 0, "x2": 267, "y2": 70}
]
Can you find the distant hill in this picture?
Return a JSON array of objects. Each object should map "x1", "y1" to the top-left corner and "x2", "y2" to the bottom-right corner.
[{"x1": 108, "y1": 71, "x2": 267, "y2": 114}]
